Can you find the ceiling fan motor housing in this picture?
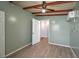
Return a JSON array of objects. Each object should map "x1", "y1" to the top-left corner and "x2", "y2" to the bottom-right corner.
[{"x1": 42, "y1": 1, "x2": 47, "y2": 9}]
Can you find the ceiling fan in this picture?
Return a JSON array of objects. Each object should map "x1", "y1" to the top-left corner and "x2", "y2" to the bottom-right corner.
[{"x1": 41, "y1": 1, "x2": 55, "y2": 13}]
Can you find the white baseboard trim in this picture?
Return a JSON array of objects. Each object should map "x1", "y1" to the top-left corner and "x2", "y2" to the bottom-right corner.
[
  {"x1": 5, "y1": 43, "x2": 31, "y2": 57},
  {"x1": 48, "y1": 42, "x2": 70, "y2": 48},
  {"x1": 70, "y1": 47, "x2": 77, "y2": 58},
  {"x1": 48, "y1": 42, "x2": 77, "y2": 58}
]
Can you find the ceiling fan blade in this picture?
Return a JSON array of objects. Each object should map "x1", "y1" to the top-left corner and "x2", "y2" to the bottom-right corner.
[{"x1": 46, "y1": 8, "x2": 55, "y2": 11}]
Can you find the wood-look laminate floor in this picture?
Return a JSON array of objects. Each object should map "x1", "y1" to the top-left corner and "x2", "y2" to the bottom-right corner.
[{"x1": 7, "y1": 38, "x2": 75, "y2": 58}]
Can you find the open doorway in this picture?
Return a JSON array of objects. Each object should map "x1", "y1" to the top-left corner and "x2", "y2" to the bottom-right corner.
[
  {"x1": 40, "y1": 20, "x2": 49, "y2": 44},
  {"x1": 32, "y1": 18, "x2": 49, "y2": 45}
]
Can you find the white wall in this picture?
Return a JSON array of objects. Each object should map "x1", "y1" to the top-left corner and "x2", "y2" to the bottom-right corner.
[{"x1": 40, "y1": 20, "x2": 49, "y2": 37}]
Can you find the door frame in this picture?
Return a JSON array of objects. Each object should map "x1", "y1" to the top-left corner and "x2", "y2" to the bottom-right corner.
[{"x1": 0, "y1": 10, "x2": 5, "y2": 57}]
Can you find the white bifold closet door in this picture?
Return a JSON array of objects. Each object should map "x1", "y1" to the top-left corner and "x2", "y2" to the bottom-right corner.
[{"x1": 0, "y1": 11, "x2": 5, "y2": 58}]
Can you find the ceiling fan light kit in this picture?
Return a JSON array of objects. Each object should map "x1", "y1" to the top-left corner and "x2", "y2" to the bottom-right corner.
[
  {"x1": 42, "y1": 8, "x2": 46, "y2": 13},
  {"x1": 41, "y1": 1, "x2": 47, "y2": 13}
]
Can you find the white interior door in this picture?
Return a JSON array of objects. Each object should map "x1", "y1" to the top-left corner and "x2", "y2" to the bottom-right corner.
[
  {"x1": 32, "y1": 18, "x2": 40, "y2": 45},
  {"x1": 0, "y1": 11, "x2": 5, "y2": 58}
]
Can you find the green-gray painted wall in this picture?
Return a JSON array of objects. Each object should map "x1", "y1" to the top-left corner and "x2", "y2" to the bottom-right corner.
[
  {"x1": 70, "y1": 18, "x2": 79, "y2": 57},
  {"x1": 70, "y1": 2, "x2": 79, "y2": 57},
  {"x1": 0, "y1": 2, "x2": 34, "y2": 55}
]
